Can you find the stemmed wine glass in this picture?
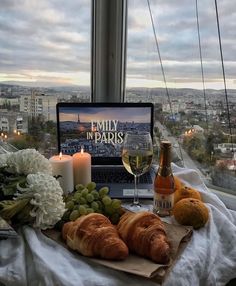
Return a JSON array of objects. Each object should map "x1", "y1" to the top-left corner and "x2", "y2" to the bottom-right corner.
[{"x1": 122, "y1": 131, "x2": 153, "y2": 211}]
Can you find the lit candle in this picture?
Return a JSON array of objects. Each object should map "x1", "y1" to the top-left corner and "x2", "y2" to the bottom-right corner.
[
  {"x1": 73, "y1": 148, "x2": 91, "y2": 186},
  {"x1": 49, "y1": 152, "x2": 74, "y2": 195}
]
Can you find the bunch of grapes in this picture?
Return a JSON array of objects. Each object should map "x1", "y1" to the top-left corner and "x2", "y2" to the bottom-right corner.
[{"x1": 61, "y1": 182, "x2": 123, "y2": 225}]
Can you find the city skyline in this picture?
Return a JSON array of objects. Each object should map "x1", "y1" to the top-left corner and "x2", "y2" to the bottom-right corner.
[{"x1": 0, "y1": 0, "x2": 236, "y2": 89}]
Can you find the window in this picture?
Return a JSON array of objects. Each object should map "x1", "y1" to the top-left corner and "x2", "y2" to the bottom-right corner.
[
  {"x1": 126, "y1": 0, "x2": 236, "y2": 194},
  {"x1": 0, "y1": 0, "x2": 235, "y2": 198},
  {"x1": 0, "y1": 0, "x2": 91, "y2": 157}
]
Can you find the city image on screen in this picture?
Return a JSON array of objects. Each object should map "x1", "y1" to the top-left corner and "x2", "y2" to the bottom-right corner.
[{"x1": 58, "y1": 106, "x2": 152, "y2": 158}]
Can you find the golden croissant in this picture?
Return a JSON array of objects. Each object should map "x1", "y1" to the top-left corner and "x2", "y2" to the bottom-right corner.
[
  {"x1": 62, "y1": 213, "x2": 129, "y2": 260},
  {"x1": 117, "y1": 211, "x2": 171, "y2": 264}
]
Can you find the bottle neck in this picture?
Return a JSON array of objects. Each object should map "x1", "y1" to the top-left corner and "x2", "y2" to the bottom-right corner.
[{"x1": 158, "y1": 147, "x2": 172, "y2": 177}]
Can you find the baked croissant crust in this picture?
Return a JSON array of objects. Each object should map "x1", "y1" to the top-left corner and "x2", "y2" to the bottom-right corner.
[
  {"x1": 117, "y1": 211, "x2": 171, "y2": 264},
  {"x1": 62, "y1": 213, "x2": 129, "y2": 260}
]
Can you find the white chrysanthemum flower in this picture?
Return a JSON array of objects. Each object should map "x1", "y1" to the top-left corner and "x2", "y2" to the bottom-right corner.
[
  {"x1": 16, "y1": 172, "x2": 65, "y2": 229},
  {"x1": 6, "y1": 149, "x2": 52, "y2": 175},
  {"x1": 0, "y1": 153, "x2": 10, "y2": 168}
]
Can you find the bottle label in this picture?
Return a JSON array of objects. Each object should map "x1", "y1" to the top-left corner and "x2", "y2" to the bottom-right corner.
[{"x1": 153, "y1": 192, "x2": 174, "y2": 213}]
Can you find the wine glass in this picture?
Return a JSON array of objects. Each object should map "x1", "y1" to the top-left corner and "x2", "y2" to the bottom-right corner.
[{"x1": 122, "y1": 131, "x2": 153, "y2": 211}]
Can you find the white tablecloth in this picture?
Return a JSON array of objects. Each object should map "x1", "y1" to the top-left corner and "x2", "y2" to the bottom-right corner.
[{"x1": 0, "y1": 164, "x2": 236, "y2": 286}]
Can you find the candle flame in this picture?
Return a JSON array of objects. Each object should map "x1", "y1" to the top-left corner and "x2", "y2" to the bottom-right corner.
[
  {"x1": 81, "y1": 147, "x2": 84, "y2": 154},
  {"x1": 59, "y1": 152, "x2": 62, "y2": 160}
]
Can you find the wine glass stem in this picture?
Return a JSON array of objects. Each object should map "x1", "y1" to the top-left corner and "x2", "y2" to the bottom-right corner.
[{"x1": 133, "y1": 175, "x2": 139, "y2": 205}]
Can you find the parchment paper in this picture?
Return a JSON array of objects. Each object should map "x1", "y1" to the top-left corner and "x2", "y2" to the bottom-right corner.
[{"x1": 43, "y1": 222, "x2": 192, "y2": 282}]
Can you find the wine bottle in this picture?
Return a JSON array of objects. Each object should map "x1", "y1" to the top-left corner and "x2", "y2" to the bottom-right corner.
[{"x1": 153, "y1": 141, "x2": 175, "y2": 217}]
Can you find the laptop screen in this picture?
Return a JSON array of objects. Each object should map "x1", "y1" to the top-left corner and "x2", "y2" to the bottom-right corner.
[{"x1": 56, "y1": 102, "x2": 154, "y2": 165}]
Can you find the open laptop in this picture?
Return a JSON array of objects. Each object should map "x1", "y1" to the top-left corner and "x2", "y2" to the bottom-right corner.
[{"x1": 56, "y1": 102, "x2": 155, "y2": 198}]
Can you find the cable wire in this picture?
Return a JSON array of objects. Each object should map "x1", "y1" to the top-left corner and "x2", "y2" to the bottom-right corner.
[
  {"x1": 195, "y1": 0, "x2": 209, "y2": 132},
  {"x1": 147, "y1": 0, "x2": 184, "y2": 164},
  {"x1": 214, "y1": 0, "x2": 235, "y2": 162},
  {"x1": 146, "y1": 0, "x2": 173, "y2": 119}
]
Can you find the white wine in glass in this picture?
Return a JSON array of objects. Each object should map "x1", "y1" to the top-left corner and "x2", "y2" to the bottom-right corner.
[{"x1": 122, "y1": 131, "x2": 153, "y2": 210}]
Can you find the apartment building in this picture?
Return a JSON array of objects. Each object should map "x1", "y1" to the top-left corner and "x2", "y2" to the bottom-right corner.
[
  {"x1": 20, "y1": 91, "x2": 57, "y2": 122},
  {"x1": 0, "y1": 110, "x2": 28, "y2": 133},
  {"x1": 162, "y1": 101, "x2": 186, "y2": 113}
]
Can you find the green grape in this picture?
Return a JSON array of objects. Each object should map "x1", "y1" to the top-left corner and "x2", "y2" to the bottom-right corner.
[
  {"x1": 78, "y1": 205, "x2": 87, "y2": 215},
  {"x1": 81, "y1": 204, "x2": 90, "y2": 209},
  {"x1": 78, "y1": 197, "x2": 86, "y2": 205},
  {"x1": 87, "y1": 182, "x2": 96, "y2": 192},
  {"x1": 104, "y1": 205, "x2": 114, "y2": 216},
  {"x1": 99, "y1": 186, "x2": 109, "y2": 198},
  {"x1": 73, "y1": 204, "x2": 79, "y2": 211},
  {"x1": 87, "y1": 208, "x2": 95, "y2": 214},
  {"x1": 96, "y1": 200, "x2": 103, "y2": 210},
  {"x1": 65, "y1": 201, "x2": 74, "y2": 210},
  {"x1": 110, "y1": 212, "x2": 120, "y2": 224},
  {"x1": 111, "y1": 199, "x2": 121, "y2": 210},
  {"x1": 75, "y1": 184, "x2": 85, "y2": 191},
  {"x1": 69, "y1": 210, "x2": 80, "y2": 221},
  {"x1": 73, "y1": 192, "x2": 82, "y2": 202},
  {"x1": 86, "y1": 193, "x2": 94, "y2": 203},
  {"x1": 91, "y1": 201, "x2": 99, "y2": 211},
  {"x1": 102, "y1": 195, "x2": 112, "y2": 206},
  {"x1": 72, "y1": 205, "x2": 80, "y2": 211},
  {"x1": 91, "y1": 190, "x2": 99, "y2": 200},
  {"x1": 81, "y1": 188, "x2": 89, "y2": 197}
]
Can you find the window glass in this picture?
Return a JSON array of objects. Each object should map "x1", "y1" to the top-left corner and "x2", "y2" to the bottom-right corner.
[
  {"x1": 126, "y1": 0, "x2": 236, "y2": 193},
  {"x1": 0, "y1": 0, "x2": 91, "y2": 157}
]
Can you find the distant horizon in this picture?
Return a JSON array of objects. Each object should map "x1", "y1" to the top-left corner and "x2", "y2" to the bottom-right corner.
[{"x1": 1, "y1": 80, "x2": 236, "y2": 91}]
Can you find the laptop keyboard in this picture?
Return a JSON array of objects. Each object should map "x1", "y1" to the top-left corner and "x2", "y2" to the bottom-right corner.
[{"x1": 92, "y1": 167, "x2": 153, "y2": 184}]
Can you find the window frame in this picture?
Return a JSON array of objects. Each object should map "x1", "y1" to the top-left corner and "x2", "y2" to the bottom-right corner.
[{"x1": 91, "y1": 0, "x2": 127, "y2": 102}]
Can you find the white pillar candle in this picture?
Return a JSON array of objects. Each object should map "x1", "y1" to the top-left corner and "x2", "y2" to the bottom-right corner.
[
  {"x1": 73, "y1": 148, "x2": 91, "y2": 187},
  {"x1": 49, "y1": 153, "x2": 74, "y2": 195}
]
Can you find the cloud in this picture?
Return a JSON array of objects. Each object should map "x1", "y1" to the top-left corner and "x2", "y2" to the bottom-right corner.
[
  {"x1": 0, "y1": 0, "x2": 90, "y2": 85},
  {"x1": 0, "y1": 0, "x2": 235, "y2": 88},
  {"x1": 126, "y1": 0, "x2": 236, "y2": 88}
]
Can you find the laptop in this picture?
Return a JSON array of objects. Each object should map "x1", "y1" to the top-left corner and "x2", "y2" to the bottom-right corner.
[{"x1": 56, "y1": 102, "x2": 155, "y2": 198}]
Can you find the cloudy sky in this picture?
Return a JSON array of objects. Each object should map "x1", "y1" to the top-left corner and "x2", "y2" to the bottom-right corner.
[
  {"x1": 59, "y1": 107, "x2": 151, "y2": 123},
  {"x1": 0, "y1": 0, "x2": 235, "y2": 89}
]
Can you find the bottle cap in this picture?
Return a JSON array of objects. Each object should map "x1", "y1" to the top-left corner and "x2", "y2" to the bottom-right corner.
[{"x1": 160, "y1": 140, "x2": 172, "y2": 148}]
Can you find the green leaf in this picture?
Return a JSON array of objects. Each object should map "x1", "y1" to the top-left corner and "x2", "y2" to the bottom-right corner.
[
  {"x1": 1, "y1": 185, "x2": 16, "y2": 196},
  {"x1": 0, "y1": 199, "x2": 30, "y2": 221},
  {"x1": 14, "y1": 203, "x2": 34, "y2": 224},
  {"x1": 0, "y1": 176, "x2": 27, "y2": 196}
]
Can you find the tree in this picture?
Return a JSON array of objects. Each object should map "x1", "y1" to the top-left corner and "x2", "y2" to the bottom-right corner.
[{"x1": 183, "y1": 133, "x2": 209, "y2": 163}]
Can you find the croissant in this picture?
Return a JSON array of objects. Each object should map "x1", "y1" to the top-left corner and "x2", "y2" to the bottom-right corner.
[
  {"x1": 117, "y1": 211, "x2": 171, "y2": 264},
  {"x1": 62, "y1": 213, "x2": 129, "y2": 260}
]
